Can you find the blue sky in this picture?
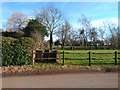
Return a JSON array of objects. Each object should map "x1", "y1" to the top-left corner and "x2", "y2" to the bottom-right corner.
[{"x1": 1, "y1": 2, "x2": 118, "y2": 29}]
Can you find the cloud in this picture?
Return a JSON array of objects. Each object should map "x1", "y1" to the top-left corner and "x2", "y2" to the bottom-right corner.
[
  {"x1": 91, "y1": 18, "x2": 118, "y2": 27},
  {"x1": 72, "y1": 18, "x2": 118, "y2": 29}
]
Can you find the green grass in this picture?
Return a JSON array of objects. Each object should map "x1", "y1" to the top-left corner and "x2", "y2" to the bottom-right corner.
[
  {"x1": 33, "y1": 63, "x2": 61, "y2": 68},
  {"x1": 58, "y1": 50, "x2": 119, "y2": 66},
  {"x1": 33, "y1": 50, "x2": 119, "y2": 67}
]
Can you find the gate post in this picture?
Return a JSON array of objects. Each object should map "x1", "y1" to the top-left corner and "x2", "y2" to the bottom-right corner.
[
  {"x1": 32, "y1": 50, "x2": 36, "y2": 65},
  {"x1": 88, "y1": 51, "x2": 91, "y2": 66},
  {"x1": 62, "y1": 51, "x2": 64, "y2": 65},
  {"x1": 115, "y1": 51, "x2": 117, "y2": 65}
]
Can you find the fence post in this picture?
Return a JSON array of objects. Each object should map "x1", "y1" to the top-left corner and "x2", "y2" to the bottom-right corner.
[
  {"x1": 32, "y1": 50, "x2": 36, "y2": 65},
  {"x1": 88, "y1": 51, "x2": 91, "y2": 66},
  {"x1": 62, "y1": 51, "x2": 64, "y2": 65},
  {"x1": 115, "y1": 51, "x2": 117, "y2": 65}
]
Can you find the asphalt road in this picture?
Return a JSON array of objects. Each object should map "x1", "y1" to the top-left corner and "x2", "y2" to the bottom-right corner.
[{"x1": 2, "y1": 72, "x2": 118, "y2": 88}]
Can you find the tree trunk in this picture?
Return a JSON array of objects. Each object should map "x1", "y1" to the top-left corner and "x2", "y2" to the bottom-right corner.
[
  {"x1": 85, "y1": 39, "x2": 87, "y2": 50},
  {"x1": 50, "y1": 33, "x2": 53, "y2": 51},
  {"x1": 62, "y1": 41, "x2": 64, "y2": 50}
]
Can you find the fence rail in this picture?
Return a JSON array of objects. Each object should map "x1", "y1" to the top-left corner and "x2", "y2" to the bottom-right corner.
[
  {"x1": 61, "y1": 52, "x2": 87, "y2": 54},
  {"x1": 92, "y1": 58, "x2": 115, "y2": 60},
  {"x1": 32, "y1": 50, "x2": 120, "y2": 66},
  {"x1": 91, "y1": 52, "x2": 114, "y2": 54},
  {"x1": 61, "y1": 58, "x2": 88, "y2": 60},
  {"x1": 60, "y1": 52, "x2": 114, "y2": 54},
  {"x1": 60, "y1": 51, "x2": 119, "y2": 66}
]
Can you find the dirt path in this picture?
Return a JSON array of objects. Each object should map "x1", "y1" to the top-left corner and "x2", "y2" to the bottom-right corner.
[{"x1": 2, "y1": 72, "x2": 118, "y2": 88}]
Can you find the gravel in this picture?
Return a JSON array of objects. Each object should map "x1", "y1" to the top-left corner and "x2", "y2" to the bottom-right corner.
[{"x1": 2, "y1": 65, "x2": 119, "y2": 77}]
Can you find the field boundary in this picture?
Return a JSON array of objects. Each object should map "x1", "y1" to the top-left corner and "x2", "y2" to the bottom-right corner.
[
  {"x1": 60, "y1": 51, "x2": 119, "y2": 66},
  {"x1": 33, "y1": 50, "x2": 120, "y2": 66},
  {"x1": 2, "y1": 65, "x2": 119, "y2": 77}
]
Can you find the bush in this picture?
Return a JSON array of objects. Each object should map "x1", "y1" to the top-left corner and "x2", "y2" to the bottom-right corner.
[
  {"x1": 2, "y1": 31, "x2": 23, "y2": 38},
  {"x1": 17, "y1": 37, "x2": 35, "y2": 54},
  {"x1": 2, "y1": 37, "x2": 35, "y2": 66},
  {"x1": 2, "y1": 37, "x2": 14, "y2": 66}
]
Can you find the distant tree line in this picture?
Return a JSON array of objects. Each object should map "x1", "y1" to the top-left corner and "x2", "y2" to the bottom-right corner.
[{"x1": 2, "y1": 4, "x2": 119, "y2": 50}]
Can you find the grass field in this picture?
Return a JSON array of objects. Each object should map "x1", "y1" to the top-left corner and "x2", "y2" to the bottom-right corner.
[{"x1": 57, "y1": 50, "x2": 119, "y2": 66}]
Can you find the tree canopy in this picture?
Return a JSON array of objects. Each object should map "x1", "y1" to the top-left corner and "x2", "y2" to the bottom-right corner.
[
  {"x1": 35, "y1": 4, "x2": 63, "y2": 50},
  {"x1": 6, "y1": 12, "x2": 28, "y2": 31},
  {"x1": 23, "y1": 19, "x2": 48, "y2": 37}
]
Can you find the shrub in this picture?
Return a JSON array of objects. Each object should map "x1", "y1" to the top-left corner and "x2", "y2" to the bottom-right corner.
[
  {"x1": 2, "y1": 31, "x2": 23, "y2": 38},
  {"x1": 17, "y1": 37, "x2": 35, "y2": 54},
  {"x1": 2, "y1": 37, "x2": 14, "y2": 66},
  {"x1": 2, "y1": 37, "x2": 35, "y2": 66}
]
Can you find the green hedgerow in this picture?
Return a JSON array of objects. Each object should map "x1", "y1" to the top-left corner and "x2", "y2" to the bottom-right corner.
[{"x1": 2, "y1": 37, "x2": 35, "y2": 66}]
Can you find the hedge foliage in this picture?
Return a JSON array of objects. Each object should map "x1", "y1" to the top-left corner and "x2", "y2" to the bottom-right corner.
[
  {"x1": 2, "y1": 37, "x2": 35, "y2": 66},
  {"x1": 17, "y1": 37, "x2": 36, "y2": 54},
  {"x1": 2, "y1": 31, "x2": 23, "y2": 38}
]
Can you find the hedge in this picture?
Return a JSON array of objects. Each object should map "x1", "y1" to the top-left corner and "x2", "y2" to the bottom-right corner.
[
  {"x1": 2, "y1": 37, "x2": 35, "y2": 66},
  {"x1": 2, "y1": 31, "x2": 23, "y2": 38},
  {"x1": 17, "y1": 37, "x2": 36, "y2": 54}
]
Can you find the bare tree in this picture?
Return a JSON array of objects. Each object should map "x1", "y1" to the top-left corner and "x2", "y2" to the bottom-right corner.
[
  {"x1": 78, "y1": 15, "x2": 91, "y2": 49},
  {"x1": 90, "y1": 27, "x2": 98, "y2": 49},
  {"x1": 78, "y1": 29, "x2": 85, "y2": 48},
  {"x1": 98, "y1": 28, "x2": 105, "y2": 41},
  {"x1": 108, "y1": 23, "x2": 118, "y2": 49},
  {"x1": 67, "y1": 29, "x2": 79, "y2": 50},
  {"x1": 98, "y1": 22, "x2": 107, "y2": 49},
  {"x1": 57, "y1": 20, "x2": 71, "y2": 50},
  {"x1": 6, "y1": 12, "x2": 28, "y2": 31},
  {"x1": 101, "y1": 22, "x2": 118, "y2": 49},
  {"x1": 35, "y1": 4, "x2": 63, "y2": 50}
]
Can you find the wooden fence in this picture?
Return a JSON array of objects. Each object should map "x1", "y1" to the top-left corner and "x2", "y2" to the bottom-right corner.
[
  {"x1": 32, "y1": 50, "x2": 120, "y2": 66},
  {"x1": 60, "y1": 51, "x2": 120, "y2": 66}
]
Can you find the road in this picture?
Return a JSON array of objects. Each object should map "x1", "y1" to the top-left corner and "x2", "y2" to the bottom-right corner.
[{"x1": 2, "y1": 72, "x2": 118, "y2": 88}]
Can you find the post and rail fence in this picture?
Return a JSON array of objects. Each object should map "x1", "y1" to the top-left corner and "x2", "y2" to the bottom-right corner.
[{"x1": 32, "y1": 50, "x2": 120, "y2": 66}]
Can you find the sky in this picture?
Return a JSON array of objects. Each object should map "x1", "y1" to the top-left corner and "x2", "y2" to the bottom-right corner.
[
  {"x1": 0, "y1": 1, "x2": 119, "y2": 41},
  {"x1": 1, "y1": 0, "x2": 119, "y2": 2},
  {"x1": 1, "y1": 2, "x2": 118, "y2": 29}
]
